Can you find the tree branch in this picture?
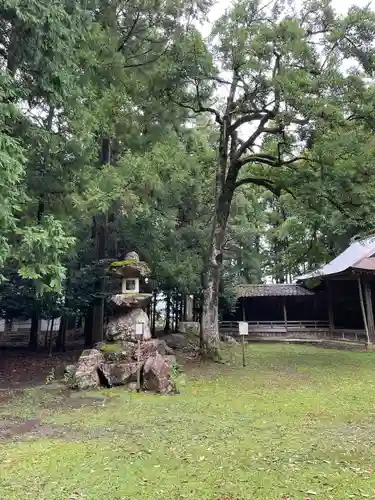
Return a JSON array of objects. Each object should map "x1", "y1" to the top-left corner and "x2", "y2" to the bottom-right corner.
[
  {"x1": 117, "y1": 12, "x2": 140, "y2": 52},
  {"x1": 122, "y1": 46, "x2": 169, "y2": 68},
  {"x1": 262, "y1": 125, "x2": 283, "y2": 134},
  {"x1": 238, "y1": 154, "x2": 304, "y2": 168},
  {"x1": 235, "y1": 176, "x2": 279, "y2": 193},
  {"x1": 229, "y1": 112, "x2": 268, "y2": 133},
  {"x1": 234, "y1": 114, "x2": 270, "y2": 160},
  {"x1": 174, "y1": 99, "x2": 223, "y2": 126},
  {"x1": 272, "y1": 50, "x2": 281, "y2": 113},
  {"x1": 235, "y1": 177, "x2": 297, "y2": 199}
]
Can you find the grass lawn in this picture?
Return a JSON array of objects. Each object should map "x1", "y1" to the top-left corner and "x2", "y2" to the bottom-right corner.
[{"x1": 1, "y1": 343, "x2": 375, "y2": 499}]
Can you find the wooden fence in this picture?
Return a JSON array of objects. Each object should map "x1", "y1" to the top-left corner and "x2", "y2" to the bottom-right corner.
[
  {"x1": 219, "y1": 320, "x2": 366, "y2": 342},
  {"x1": 0, "y1": 326, "x2": 83, "y2": 348}
]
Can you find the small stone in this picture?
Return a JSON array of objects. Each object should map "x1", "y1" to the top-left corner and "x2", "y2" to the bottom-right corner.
[
  {"x1": 64, "y1": 364, "x2": 76, "y2": 378},
  {"x1": 127, "y1": 382, "x2": 139, "y2": 392}
]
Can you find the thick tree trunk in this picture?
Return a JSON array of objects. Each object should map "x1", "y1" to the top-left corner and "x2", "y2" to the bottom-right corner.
[
  {"x1": 201, "y1": 169, "x2": 235, "y2": 349},
  {"x1": 164, "y1": 291, "x2": 171, "y2": 333},
  {"x1": 84, "y1": 307, "x2": 93, "y2": 347},
  {"x1": 48, "y1": 318, "x2": 55, "y2": 356},
  {"x1": 179, "y1": 295, "x2": 183, "y2": 323},
  {"x1": 173, "y1": 294, "x2": 179, "y2": 332},
  {"x1": 201, "y1": 219, "x2": 227, "y2": 349},
  {"x1": 152, "y1": 290, "x2": 157, "y2": 336},
  {"x1": 91, "y1": 217, "x2": 107, "y2": 344},
  {"x1": 201, "y1": 272, "x2": 220, "y2": 346},
  {"x1": 91, "y1": 137, "x2": 110, "y2": 344},
  {"x1": 29, "y1": 310, "x2": 40, "y2": 351},
  {"x1": 56, "y1": 315, "x2": 67, "y2": 352}
]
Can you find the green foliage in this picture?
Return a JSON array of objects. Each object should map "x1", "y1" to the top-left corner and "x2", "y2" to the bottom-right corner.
[
  {"x1": 172, "y1": 0, "x2": 375, "y2": 289},
  {"x1": 3, "y1": 0, "x2": 375, "y2": 324},
  {"x1": 170, "y1": 361, "x2": 186, "y2": 392},
  {"x1": 17, "y1": 216, "x2": 75, "y2": 293},
  {"x1": 0, "y1": 0, "x2": 214, "y2": 306}
]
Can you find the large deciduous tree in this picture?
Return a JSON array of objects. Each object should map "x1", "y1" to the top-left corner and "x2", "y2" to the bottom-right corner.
[{"x1": 170, "y1": 0, "x2": 375, "y2": 348}]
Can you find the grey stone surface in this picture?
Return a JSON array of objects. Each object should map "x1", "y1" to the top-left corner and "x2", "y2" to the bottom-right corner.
[{"x1": 106, "y1": 308, "x2": 151, "y2": 342}]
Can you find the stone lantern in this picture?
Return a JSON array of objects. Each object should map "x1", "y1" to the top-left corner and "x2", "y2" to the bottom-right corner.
[
  {"x1": 67, "y1": 251, "x2": 176, "y2": 394},
  {"x1": 105, "y1": 251, "x2": 152, "y2": 342}
]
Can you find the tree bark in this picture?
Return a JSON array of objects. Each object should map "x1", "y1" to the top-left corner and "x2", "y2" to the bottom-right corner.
[
  {"x1": 152, "y1": 289, "x2": 157, "y2": 336},
  {"x1": 84, "y1": 307, "x2": 93, "y2": 347},
  {"x1": 173, "y1": 293, "x2": 179, "y2": 332},
  {"x1": 164, "y1": 291, "x2": 171, "y2": 333},
  {"x1": 201, "y1": 182, "x2": 234, "y2": 349},
  {"x1": 91, "y1": 137, "x2": 110, "y2": 344},
  {"x1": 56, "y1": 315, "x2": 67, "y2": 352},
  {"x1": 48, "y1": 318, "x2": 55, "y2": 356},
  {"x1": 29, "y1": 310, "x2": 40, "y2": 351}
]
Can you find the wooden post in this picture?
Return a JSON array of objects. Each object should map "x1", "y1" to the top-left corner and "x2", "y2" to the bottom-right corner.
[
  {"x1": 327, "y1": 281, "x2": 334, "y2": 333},
  {"x1": 48, "y1": 318, "x2": 55, "y2": 356},
  {"x1": 152, "y1": 290, "x2": 157, "y2": 337},
  {"x1": 165, "y1": 291, "x2": 171, "y2": 332},
  {"x1": 364, "y1": 279, "x2": 375, "y2": 343},
  {"x1": 136, "y1": 338, "x2": 141, "y2": 392},
  {"x1": 242, "y1": 334, "x2": 246, "y2": 367},
  {"x1": 283, "y1": 297, "x2": 288, "y2": 333},
  {"x1": 183, "y1": 294, "x2": 187, "y2": 321},
  {"x1": 357, "y1": 277, "x2": 370, "y2": 344}
]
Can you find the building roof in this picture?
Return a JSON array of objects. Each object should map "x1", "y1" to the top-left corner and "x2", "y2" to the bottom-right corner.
[
  {"x1": 296, "y1": 235, "x2": 375, "y2": 281},
  {"x1": 236, "y1": 284, "x2": 314, "y2": 298}
]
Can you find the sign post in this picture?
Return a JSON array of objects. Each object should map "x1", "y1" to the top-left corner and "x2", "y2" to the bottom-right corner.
[
  {"x1": 135, "y1": 323, "x2": 144, "y2": 392},
  {"x1": 238, "y1": 321, "x2": 248, "y2": 367}
]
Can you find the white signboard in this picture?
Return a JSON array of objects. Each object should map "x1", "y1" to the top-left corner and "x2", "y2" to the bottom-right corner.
[
  {"x1": 135, "y1": 322, "x2": 144, "y2": 337},
  {"x1": 238, "y1": 321, "x2": 249, "y2": 336}
]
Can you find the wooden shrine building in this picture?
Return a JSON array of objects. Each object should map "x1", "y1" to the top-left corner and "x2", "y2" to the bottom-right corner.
[{"x1": 221, "y1": 235, "x2": 375, "y2": 341}]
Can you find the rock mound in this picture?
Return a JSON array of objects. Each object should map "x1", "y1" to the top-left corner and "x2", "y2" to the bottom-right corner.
[{"x1": 68, "y1": 339, "x2": 176, "y2": 394}]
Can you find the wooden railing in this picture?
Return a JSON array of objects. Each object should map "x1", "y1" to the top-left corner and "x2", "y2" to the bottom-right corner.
[
  {"x1": 0, "y1": 328, "x2": 83, "y2": 347},
  {"x1": 220, "y1": 320, "x2": 330, "y2": 332},
  {"x1": 219, "y1": 321, "x2": 366, "y2": 341}
]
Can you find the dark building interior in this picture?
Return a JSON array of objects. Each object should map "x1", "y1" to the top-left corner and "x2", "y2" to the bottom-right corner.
[{"x1": 222, "y1": 279, "x2": 373, "y2": 330}]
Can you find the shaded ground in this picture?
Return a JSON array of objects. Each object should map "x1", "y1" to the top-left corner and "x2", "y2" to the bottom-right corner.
[
  {"x1": 0, "y1": 348, "x2": 81, "y2": 390},
  {"x1": 1, "y1": 344, "x2": 375, "y2": 499}
]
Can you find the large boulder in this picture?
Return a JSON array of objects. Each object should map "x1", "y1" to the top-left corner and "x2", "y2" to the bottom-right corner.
[
  {"x1": 160, "y1": 333, "x2": 190, "y2": 350},
  {"x1": 71, "y1": 349, "x2": 105, "y2": 390},
  {"x1": 143, "y1": 353, "x2": 173, "y2": 394},
  {"x1": 106, "y1": 308, "x2": 151, "y2": 342},
  {"x1": 179, "y1": 322, "x2": 200, "y2": 336},
  {"x1": 101, "y1": 361, "x2": 139, "y2": 386}
]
